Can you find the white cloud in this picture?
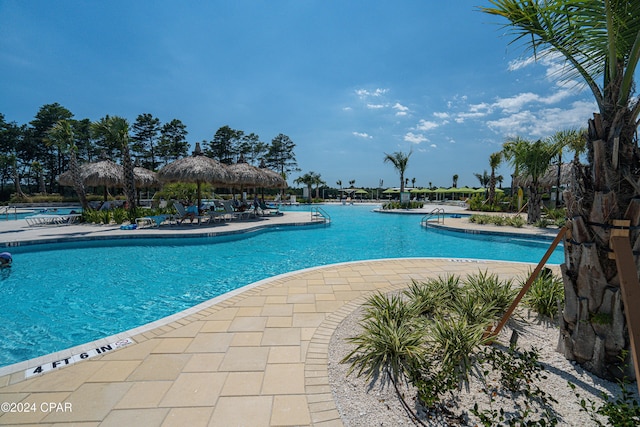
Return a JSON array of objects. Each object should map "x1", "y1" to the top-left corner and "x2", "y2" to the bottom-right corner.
[
  {"x1": 342, "y1": 106, "x2": 352, "y2": 111},
  {"x1": 367, "y1": 103, "x2": 385, "y2": 109},
  {"x1": 355, "y1": 88, "x2": 389, "y2": 98},
  {"x1": 430, "y1": 144, "x2": 437, "y2": 149},
  {"x1": 404, "y1": 132, "x2": 429, "y2": 144},
  {"x1": 393, "y1": 102, "x2": 409, "y2": 116},
  {"x1": 352, "y1": 131, "x2": 373, "y2": 139},
  {"x1": 416, "y1": 119, "x2": 439, "y2": 131},
  {"x1": 486, "y1": 99, "x2": 596, "y2": 137},
  {"x1": 433, "y1": 112, "x2": 449, "y2": 119},
  {"x1": 494, "y1": 93, "x2": 540, "y2": 114}
]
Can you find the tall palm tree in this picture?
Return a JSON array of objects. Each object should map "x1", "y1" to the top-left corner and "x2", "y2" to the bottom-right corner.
[
  {"x1": 488, "y1": 152, "x2": 502, "y2": 207},
  {"x1": 452, "y1": 174, "x2": 459, "y2": 188},
  {"x1": 473, "y1": 170, "x2": 490, "y2": 188},
  {"x1": 483, "y1": 0, "x2": 640, "y2": 379},
  {"x1": 507, "y1": 138, "x2": 557, "y2": 223},
  {"x1": 294, "y1": 171, "x2": 322, "y2": 203},
  {"x1": 548, "y1": 129, "x2": 586, "y2": 208},
  {"x1": 47, "y1": 120, "x2": 89, "y2": 210},
  {"x1": 384, "y1": 150, "x2": 412, "y2": 194},
  {"x1": 91, "y1": 116, "x2": 136, "y2": 211}
]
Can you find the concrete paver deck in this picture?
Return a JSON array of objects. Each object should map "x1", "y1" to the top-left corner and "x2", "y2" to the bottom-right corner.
[{"x1": 0, "y1": 207, "x2": 561, "y2": 426}]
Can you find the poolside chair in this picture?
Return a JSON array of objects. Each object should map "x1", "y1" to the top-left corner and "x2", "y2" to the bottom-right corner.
[
  {"x1": 222, "y1": 200, "x2": 250, "y2": 220},
  {"x1": 207, "y1": 201, "x2": 228, "y2": 223},
  {"x1": 135, "y1": 215, "x2": 171, "y2": 228},
  {"x1": 258, "y1": 201, "x2": 281, "y2": 216},
  {"x1": 173, "y1": 201, "x2": 209, "y2": 225}
]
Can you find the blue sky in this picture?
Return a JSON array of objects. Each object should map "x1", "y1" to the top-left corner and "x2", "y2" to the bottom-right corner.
[{"x1": 0, "y1": 0, "x2": 596, "y2": 189}]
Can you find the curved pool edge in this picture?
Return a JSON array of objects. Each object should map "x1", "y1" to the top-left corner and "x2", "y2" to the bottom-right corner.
[
  {"x1": 0, "y1": 256, "x2": 557, "y2": 383},
  {"x1": 0, "y1": 258, "x2": 562, "y2": 427},
  {"x1": 0, "y1": 213, "x2": 327, "y2": 250}
]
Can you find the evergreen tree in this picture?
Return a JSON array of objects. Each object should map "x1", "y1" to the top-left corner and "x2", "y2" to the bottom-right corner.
[
  {"x1": 264, "y1": 133, "x2": 299, "y2": 179},
  {"x1": 131, "y1": 113, "x2": 161, "y2": 170}
]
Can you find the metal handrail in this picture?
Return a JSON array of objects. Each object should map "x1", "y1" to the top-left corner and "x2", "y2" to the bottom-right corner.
[
  {"x1": 311, "y1": 207, "x2": 331, "y2": 224},
  {"x1": 421, "y1": 207, "x2": 445, "y2": 227},
  {"x1": 1, "y1": 205, "x2": 17, "y2": 220}
]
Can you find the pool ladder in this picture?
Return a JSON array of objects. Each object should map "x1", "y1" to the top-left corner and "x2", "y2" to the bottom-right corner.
[
  {"x1": 311, "y1": 207, "x2": 331, "y2": 224},
  {"x1": 421, "y1": 208, "x2": 445, "y2": 228},
  {"x1": 1, "y1": 205, "x2": 17, "y2": 220}
]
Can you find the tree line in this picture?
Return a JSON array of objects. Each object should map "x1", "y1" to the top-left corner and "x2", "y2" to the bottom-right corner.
[{"x1": 0, "y1": 103, "x2": 299, "y2": 199}]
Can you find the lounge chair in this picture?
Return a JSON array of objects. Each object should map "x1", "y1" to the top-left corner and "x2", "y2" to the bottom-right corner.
[
  {"x1": 135, "y1": 215, "x2": 171, "y2": 228},
  {"x1": 207, "y1": 201, "x2": 228, "y2": 223},
  {"x1": 222, "y1": 200, "x2": 251, "y2": 220},
  {"x1": 173, "y1": 202, "x2": 209, "y2": 225},
  {"x1": 258, "y1": 201, "x2": 281, "y2": 216},
  {"x1": 25, "y1": 213, "x2": 81, "y2": 227}
]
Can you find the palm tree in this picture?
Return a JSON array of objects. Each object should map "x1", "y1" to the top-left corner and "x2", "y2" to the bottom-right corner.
[
  {"x1": 473, "y1": 170, "x2": 490, "y2": 188},
  {"x1": 506, "y1": 138, "x2": 557, "y2": 223},
  {"x1": 452, "y1": 174, "x2": 459, "y2": 188},
  {"x1": 483, "y1": 1, "x2": 640, "y2": 379},
  {"x1": 47, "y1": 120, "x2": 89, "y2": 210},
  {"x1": 384, "y1": 150, "x2": 412, "y2": 194},
  {"x1": 488, "y1": 152, "x2": 502, "y2": 207},
  {"x1": 91, "y1": 116, "x2": 136, "y2": 211},
  {"x1": 294, "y1": 171, "x2": 322, "y2": 203},
  {"x1": 548, "y1": 129, "x2": 586, "y2": 208}
]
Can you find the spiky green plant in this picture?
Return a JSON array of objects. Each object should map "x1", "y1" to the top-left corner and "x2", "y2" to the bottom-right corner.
[
  {"x1": 343, "y1": 293, "x2": 425, "y2": 383},
  {"x1": 523, "y1": 268, "x2": 564, "y2": 318},
  {"x1": 403, "y1": 275, "x2": 460, "y2": 317},
  {"x1": 429, "y1": 316, "x2": 488, "y2": 381},
  {"x1": 464, "y1": 270, "x2": 517, "y2": 318}
]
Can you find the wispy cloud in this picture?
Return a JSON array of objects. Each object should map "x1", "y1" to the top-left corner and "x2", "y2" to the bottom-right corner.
[
  {"x1": 416, "y1": 119, "x2": 439, "y2": 131},
  {"x1": 352, "y1": 131, "x2": 373, "y2": 139},
  {"x1": 486, "y1": 100, "x2": 595, "y2": 137},
  {"x1": 393, "y1": 102, "x2": 409, "y2": 116},
  {"x1": 404, "y1": 132, "x2": 429, "y2": 144},
  {"x1": 355, "y1": 88, "x2": 389, "y2": 98},
  {"x1": 366, "y1": 103, "x2": 385, "y2": 109}
]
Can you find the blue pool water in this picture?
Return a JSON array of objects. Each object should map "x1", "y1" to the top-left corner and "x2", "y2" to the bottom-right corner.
[{"x1": 0, "y1": 204, "x2": 563, "y2": 368}]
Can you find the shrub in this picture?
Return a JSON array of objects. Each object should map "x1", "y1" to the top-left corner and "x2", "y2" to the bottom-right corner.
[
  {"x1": 507, "y1": 215, "x2": 526, "y2": 228},
  {"x1": 523, "y1": 268, "x2": 564, "y2": 318},
  {"x1": 464, "y1": 270, "x2": 517, "y2": 318}
]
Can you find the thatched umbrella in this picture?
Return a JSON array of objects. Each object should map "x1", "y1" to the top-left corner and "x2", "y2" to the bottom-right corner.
[
  {"x1": 228, "y1": 157, "x2": 265, "y2": 188},
  {"x1": 59, "y1": 161, "x2": 161, "y2": 202},
  {"x1": 258, "y1": 160, "x2": 287, "y2": 189},
  {"x1": 58, "y1": 159, "x2": 123, "y2": 202},
  {"x1": 513, "y1": 163, "x2": 573, "y2": 189},
  {"x1": 157, "y1": 142, "x2": 232, "y2": 209},
  {"x1": 133, "y1": 166, "x2": 160, "y2": 188}
]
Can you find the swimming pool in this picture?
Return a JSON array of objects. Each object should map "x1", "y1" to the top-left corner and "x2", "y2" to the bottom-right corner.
[{"x1": 0, "y1": 204, "x2": 563, "y2": 368}]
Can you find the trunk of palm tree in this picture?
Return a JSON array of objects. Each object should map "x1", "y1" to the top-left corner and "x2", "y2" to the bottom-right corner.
[
  {"x1": 121, "y1": 145, "x2": 136, "y2": 211},
  {"x1": 560, "y1": 112, "x2": 638, "y2": 380},
  {"x1": 526, "y1": 184, "x2": 542, "y2": 224},
  {"x1": 69, "y1": 151, "x2": 89, "y2": 210},
  {"x1": 488, "y1": 173, "x2": 496, "y2": 207}
]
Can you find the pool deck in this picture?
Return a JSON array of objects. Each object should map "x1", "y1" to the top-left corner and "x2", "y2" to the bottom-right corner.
[{"x1": 0, "y1": 205, "x2": 561, "y2": 426}]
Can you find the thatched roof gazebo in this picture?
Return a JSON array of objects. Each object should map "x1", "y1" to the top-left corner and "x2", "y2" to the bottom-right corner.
[
  {"x1": 157, "y1": 143, "x2": 233, "y2": 209},
  {"x1": 58, "y1": 160, "x2": 160, "y2": 202},
  {"x1": 513, "y1": 163, "x2": 574, "y2": 189}
]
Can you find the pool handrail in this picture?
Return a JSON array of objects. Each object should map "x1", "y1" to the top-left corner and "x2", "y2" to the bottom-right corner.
[{"x1": 421, "y1": 208, "x2": 445, "y2": 227}]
